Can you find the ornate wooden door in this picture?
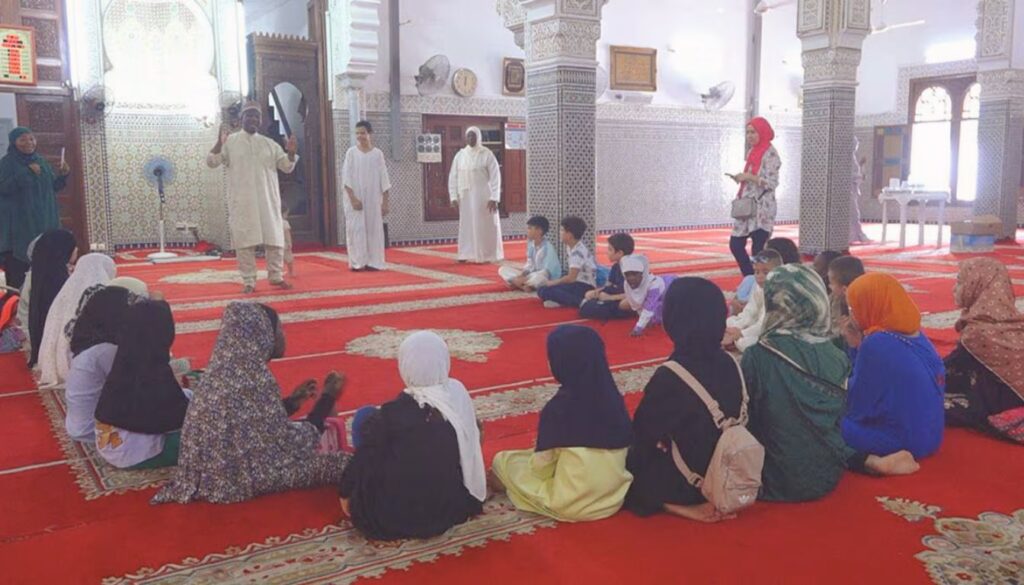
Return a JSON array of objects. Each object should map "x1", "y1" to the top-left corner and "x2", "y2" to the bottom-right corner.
[{"x1": 250, "y1": 34, "x2": 328, "y2": 245}]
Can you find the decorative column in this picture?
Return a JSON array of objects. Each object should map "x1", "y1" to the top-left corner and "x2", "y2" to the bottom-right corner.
[
  {"x1": 329, "y1": 0, "x2": 382, "y2": 143},
  {"x1": 974, "y1": 0, "x2": 1024, "y2": 241},
  {"x1": 796, "y1": 0, "x2": 870, "y2": 254},
  {"x1": 501, "y1": 0, "x2": 606, "y2": 257}
]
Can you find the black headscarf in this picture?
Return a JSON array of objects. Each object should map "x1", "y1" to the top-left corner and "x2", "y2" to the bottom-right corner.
[
  {"x1": 6, "y1": 127, "x2": 41, "y2": 164},
  {"x1": 95, "y1": 300, "x2": 189, "y2": 434},
  {"x1": 663, "y1": 277, "x2": 728, "y2": 364},
  {"x1": 766, "y1": 237, "x2": 801, "y2": 265},
  {"x1": 28, "y1": 229, "x2": 77, "y2": 366},
  {"x1": 536, "y1": 325, "x2": 632, "y2": 451},
  {"x1": 69, "y1": 286, "x2": 133, "y2": 357}
]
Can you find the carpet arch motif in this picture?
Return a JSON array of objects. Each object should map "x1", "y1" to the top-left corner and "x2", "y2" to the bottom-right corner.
[{"x1": 345, "y1": 326, "x2": 503, "y2": 363}]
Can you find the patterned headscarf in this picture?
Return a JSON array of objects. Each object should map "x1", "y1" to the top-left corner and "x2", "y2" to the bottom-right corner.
[
  {"x1": 847, "y1": 273, "x2": 921, "y2": 336},
  {"x1": 760, "y1": 263, "x2": 833, "y2": 343},
  {"x1": 153, "y1": 302, "x2": 347, "y2": 504},
  {"x1": 954, "y1": 258, "x2": 1024, "y2": 400}
]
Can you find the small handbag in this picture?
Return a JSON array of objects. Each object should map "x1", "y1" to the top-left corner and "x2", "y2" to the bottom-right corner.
[{"x1": 731, "y1": 197, "x2": 756, "y2": 220}]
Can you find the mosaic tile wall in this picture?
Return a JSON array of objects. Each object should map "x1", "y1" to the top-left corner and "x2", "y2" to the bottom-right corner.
[{"x1": 336, "y1": 94, "x2": 800, "y2": 246}]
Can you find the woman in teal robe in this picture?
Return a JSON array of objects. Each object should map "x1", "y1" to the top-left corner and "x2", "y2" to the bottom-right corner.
[{"x1": 0, "y1": 127, "x2": 69, "y2": 289}]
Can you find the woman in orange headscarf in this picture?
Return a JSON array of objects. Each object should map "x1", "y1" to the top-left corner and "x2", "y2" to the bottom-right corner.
[
  {"x1": 843, "y1": 273, "x2": 945, "y2": 459},
  {"x1": 944, "y1": 258, "x2": 1024, "y2": 443},
  {"x1": 729, "y1": 118, "x2": 781, "y2": 278}
]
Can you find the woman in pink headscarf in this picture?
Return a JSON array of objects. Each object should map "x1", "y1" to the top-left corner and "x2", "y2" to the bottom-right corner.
[{"x1": 728, "y1": 117, "x2": 781, "y2": 277}]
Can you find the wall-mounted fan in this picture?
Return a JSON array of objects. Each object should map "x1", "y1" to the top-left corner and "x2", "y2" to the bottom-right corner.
[
  {"x1": 872, "y1": 0, "x2": 924, "y2": 35},
  {"x1": 80, "y1": 85, "x2": 114, "y2": 124},
  {"x1": 143, "y1": 156, "x2": 178, "y2": 261},
  {"x1": 219, "y1": 90, "x2": 244, "y2": 129},
  {"x1": 754, "y1": 0, "x2": 796, "y2": 14},
  {"x1": 701, "y1": 81, "x2": 736, "y2": 111},
  {"x1": 415, "y1": 54, "x2": 451, "y2": 97}
]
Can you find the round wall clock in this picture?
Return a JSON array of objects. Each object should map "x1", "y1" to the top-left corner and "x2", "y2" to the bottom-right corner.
[{"x1": 452, "y1": 68, "x2": 478, "y2": 97}]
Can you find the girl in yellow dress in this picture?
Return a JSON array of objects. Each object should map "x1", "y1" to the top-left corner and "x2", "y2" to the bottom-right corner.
[{"x1": 491, "y1": 325, "x2": 633, "y2": 522}]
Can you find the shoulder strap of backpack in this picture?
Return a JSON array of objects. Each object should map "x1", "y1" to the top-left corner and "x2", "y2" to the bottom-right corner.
[{"x1": 662, "y1": 361, "x2": 727, "y2": 429}]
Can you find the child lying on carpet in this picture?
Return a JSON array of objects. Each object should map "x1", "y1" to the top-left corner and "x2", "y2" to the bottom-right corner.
[
  {"x1": 538, "y1": 216, "x2": 597, "y2": 309},
  {"x1": 579, "y1": 232, "x2": 634, "y2": 320},
  {"x1": 499, "y1": 215, "x2": 561, "y2": 292},
  {"x1": 491, "y1": 325, "x2": 633, "y2": 522},
  {"x1": 723, "y1": 250, "x2": 782, "y2": 351},
  {"x1": 621, "y1": 254, "x2": 675, "y2": 337}
]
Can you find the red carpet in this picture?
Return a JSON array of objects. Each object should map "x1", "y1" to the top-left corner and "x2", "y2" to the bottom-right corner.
[{"x1": 1, "y1": 225, "x2": 1022, "y2": 585}]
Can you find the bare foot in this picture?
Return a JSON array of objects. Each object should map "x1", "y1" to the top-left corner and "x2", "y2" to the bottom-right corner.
[
  {"x1": 866, "y1": 450, "x2": 920, "y2": 476},
  {"x1": 487, "y1": 469, "x2": 506, "y2": 495},
  {"x1": 289, "y1": 379, "x2": 318, "y2": 404},
  {"x1": 242, "y1": 284, "x2": 255, "y2": 294},
  {"x1": 323, "y1": 371, "x2": 347, "y2": 400},
  {"x1": 663, "y1": 502, "x2": 737, "y2": 523}
]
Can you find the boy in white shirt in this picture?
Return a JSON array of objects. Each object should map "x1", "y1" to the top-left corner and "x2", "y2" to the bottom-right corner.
[
  {"x1": 723, "y1": 249, "x2": 782, "y2": 351},
  {"x1": 537, "y1": 216, "x2": 597, "y2": 308},
  {"x1": 499, "y1": 215, "x2": 562, "y2": 291}
]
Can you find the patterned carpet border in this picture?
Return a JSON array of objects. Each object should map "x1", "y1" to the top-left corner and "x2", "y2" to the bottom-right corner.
[{"x1": 103, "y1": 497, "x2": 556, "y2": 585}]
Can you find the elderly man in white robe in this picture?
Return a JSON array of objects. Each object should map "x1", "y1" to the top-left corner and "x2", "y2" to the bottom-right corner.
[
  {"x1": 341, "y1": 120, "x2": 391, "y2": 271},
  {"x1": 448, "y1": 127, "x2": 503, "y2": 263},
  {"x1": 208, "y1": 103, "x2": 297, "y2": 293}
]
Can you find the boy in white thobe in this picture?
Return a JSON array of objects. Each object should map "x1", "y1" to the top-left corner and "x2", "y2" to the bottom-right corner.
[
  {"x1": 341, "y1": 120, "x2": 391, "y2": 271},
  {"x1": 207, "y1": 103, "x2": 297, "y2": 293},
  {"x1": 449, "y1": 127, "x2": 504, "y2": 263}
]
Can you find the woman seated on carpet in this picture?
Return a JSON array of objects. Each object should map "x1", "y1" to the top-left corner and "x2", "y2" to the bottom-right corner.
[
  {"x1": 944, "y1": 258, "x2": 1024, "y2": 443},
  {"x1": 842, "y1": 273, "x2": 944, "y2": 459},
  {"x1": 339, "y1": 330, "x2": 485, "y2": 540},
  {"x1": 154, "y1": 302, "x2": 348, "y2": 504},
  {"x1": 27, "y1": 229, "x2": 78, "y2": 368},
  {"x1": 64, "y1": 278, "x2": 150, "y2": 442},
  {"x1": 93, "y1": 299, "x2": 192, "y2": 469},
  {"x1": 491, "y1": 325, "x2": 633, "y2": 522},
  {"x1": 38, "y1": 252, "x2": 116, "y2": 388},
  {"x1": 743, "y1": 265, "x2": 918, "y2": 503},
  {"x1": 625, "y1": 277, "x2": 745, "y2": 523}
]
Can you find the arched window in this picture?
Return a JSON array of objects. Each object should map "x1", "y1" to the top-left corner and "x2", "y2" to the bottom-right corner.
[
  {"x1": 956, "y1": 83, "x2": 981, "y2": 202},
  {"x1": 102, "y1": 0, "x2": 218, "y2": 111},
  {"x1": 907, "y1": 76, "x2": 979, "y2": 202}
]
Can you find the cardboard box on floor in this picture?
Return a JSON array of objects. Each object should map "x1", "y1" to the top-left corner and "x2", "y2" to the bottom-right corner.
[{"x1": 951, "y1": 215, "x2": 1003, "y2": 236}]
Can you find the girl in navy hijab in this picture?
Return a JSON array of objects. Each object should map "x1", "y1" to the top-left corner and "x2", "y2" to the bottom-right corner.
[{"x1": 491, "y1": 325, "x2": 633, "y2": 522}]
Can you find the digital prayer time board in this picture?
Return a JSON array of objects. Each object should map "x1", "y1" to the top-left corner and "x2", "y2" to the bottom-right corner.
[{"x1": 0, "y1": 26, "x2": 36, "y2": 86}]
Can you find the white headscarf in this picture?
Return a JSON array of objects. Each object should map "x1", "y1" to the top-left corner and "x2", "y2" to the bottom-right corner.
[
  {"x1": 456, "y1": 127, "x2": 489, "y2": 197},
  {"x1": 107, "y1": 276, "x2": 149, "y2": 297},
  {"x1": 621, "y1": 254, "x2": 664, "y2": 312},
  {"x1": 37, "y1": 253, "x2": 116, "y2": 387},
  {"x1": 399, "y1": 330, "x2": 486, "y2": 502}
]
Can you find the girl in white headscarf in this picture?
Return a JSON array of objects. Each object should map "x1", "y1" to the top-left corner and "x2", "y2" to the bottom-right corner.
[
  {"x1": 340, "y1": 330, "x2": 485, "y2": 540},
  {"x1": 37, "y1": 253, "x2": 116, "y2": 388},
  {"x1": 621, "y1": 254, "x2": 675, "y2": 337},
  {"x1": 448, "y1": 127, "x2": 504, "y2": 263}
]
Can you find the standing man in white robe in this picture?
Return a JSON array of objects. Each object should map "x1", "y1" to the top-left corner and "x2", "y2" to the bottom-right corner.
[
  {"x1": 449, "y1": 127, "x2": 503, "y2": 263},
  {"x1": 208, "y1": 103, "x2": 297, "y2": 293},
  {"x1": 341, "y1": 120, "x2": 391, "y2": 271}
]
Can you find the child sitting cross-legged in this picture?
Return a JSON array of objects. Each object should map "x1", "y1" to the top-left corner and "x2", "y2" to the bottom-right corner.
[
  {"x1": 499, "y1": 215, "x2": 562, "y2": 292},
  {"x1": 538, "y1": 216, "x2": 597, "y2": 309},
  {"x1": 723, "y1": 250, "x2": 782, "y2": 351},
  {"x1": 579, "y1": 233, "x2": 634, "y2": 320},
  {"x1": 621, "y1": 254, "x2": 676, "y2": 337}
]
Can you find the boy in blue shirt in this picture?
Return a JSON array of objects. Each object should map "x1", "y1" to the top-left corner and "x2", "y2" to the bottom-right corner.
[
  {"x1": 579, "y1": 232, "x2": 634, "y2": 320},
  {"x1": 538, "y1": 216, "x2": 597, "y2": 308},
  {"x1": 499, "y1": 216, "x2": 562, "y2": 291}
]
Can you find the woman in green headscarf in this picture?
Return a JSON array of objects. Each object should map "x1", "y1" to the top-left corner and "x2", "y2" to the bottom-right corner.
[
  {"x1": 0, "y1": 127, "x2": 70, "y2": 289},
  {"x1": 741, "y1": 264, "x2": 919, "y2": 503}
]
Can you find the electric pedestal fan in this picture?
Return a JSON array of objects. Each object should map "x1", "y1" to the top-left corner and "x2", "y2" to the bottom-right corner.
[{"x1": 143, "y1": 156, "x2": 178, "y2": 261}]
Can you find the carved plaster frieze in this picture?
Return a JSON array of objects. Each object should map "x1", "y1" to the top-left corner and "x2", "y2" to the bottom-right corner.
[
  {"x1": 976, "y1": 0, "x2": 1013, "y2": 60},
  {"x1": 525, "y1": 18, "x2": 602, "y2": 63},
  {"x1": 802, "y1": 47, "x2": 862, "y2": 88},
  {"x1": 798, "y1": 0, "x2": 869, "y2": 49},
  {"x1": 977, "y1": 68, "x2": 1024, "y2": 104},
  {"x1": 496, "y1": 0, "x2": 527, "y2": 48}
]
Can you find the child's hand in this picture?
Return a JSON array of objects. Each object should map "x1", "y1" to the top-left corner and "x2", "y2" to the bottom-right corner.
[
  {"x1": 630, "y1": 327, "x2": 644, "y2": 337},
  {"x1": 598, "y1": 292, "x2": 614, "y2": 302},
  {"x1": 584, "y1": 289, "x2": 599, "y2": 301}
]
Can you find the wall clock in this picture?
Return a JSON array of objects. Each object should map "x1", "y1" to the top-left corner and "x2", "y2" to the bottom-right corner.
[{"x1": 452, "y1": 68, "x2": 478, "y2": 97}]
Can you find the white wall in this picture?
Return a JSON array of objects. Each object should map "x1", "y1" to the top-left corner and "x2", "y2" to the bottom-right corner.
[
  {"x1": 857, "y1": 0, "x2": 978, "y2": 116},
  {"x1": 362, "y1": 0, "x2": 751, "y2": 109},
  {"x1": 759, "y1": 3, "x2": 803, "y2": 114},
  {"x1": 246, "y1": 0, "x2": 308, "y2": 37}
]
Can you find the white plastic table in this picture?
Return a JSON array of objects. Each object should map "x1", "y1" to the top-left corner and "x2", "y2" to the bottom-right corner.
[{"x1": 879, "y1": 188, "x2": 950, "y2": 248}]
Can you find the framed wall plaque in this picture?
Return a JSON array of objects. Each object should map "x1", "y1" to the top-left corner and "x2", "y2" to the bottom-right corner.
[
  {"x1": 502, "y1": 57, "x2": 525, "y2": 96},
  {"x1": 0, "y1": 25, "x2": 36, "y2": 86},
  {"x1": 609, "y1": 46, "x2": 656, "y2": 92}
]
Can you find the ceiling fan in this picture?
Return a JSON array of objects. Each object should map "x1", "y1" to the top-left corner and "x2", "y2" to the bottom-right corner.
[
  {"x1": 753, "y1": 0, "x2": 795, "y2": 14},
  {"x1": 872, "y1": 0, "x2": 925, "y2": 35}
]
